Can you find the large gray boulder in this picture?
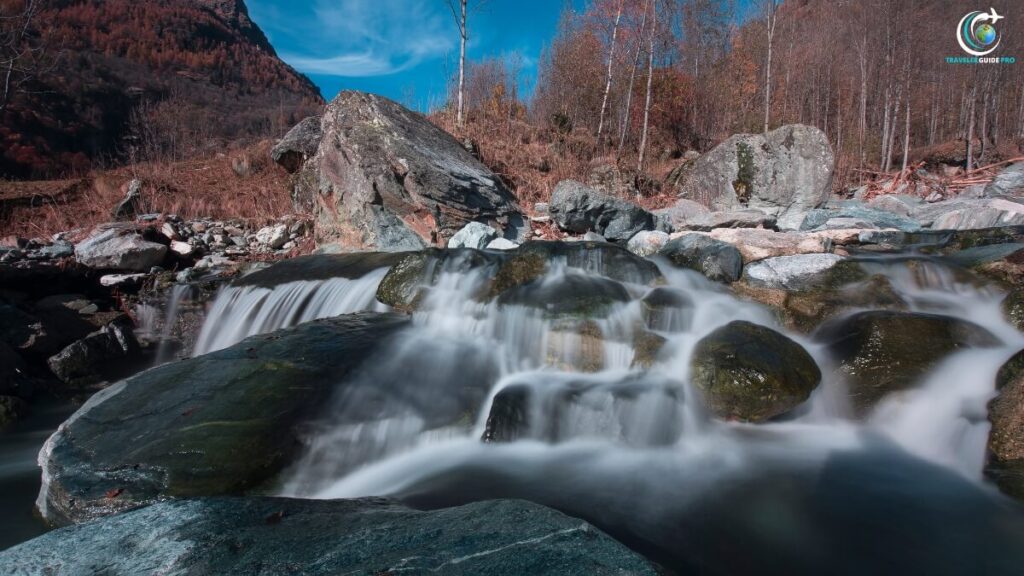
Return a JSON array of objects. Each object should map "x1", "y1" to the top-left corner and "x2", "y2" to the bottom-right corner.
[
  {"x1": 799, "y1": 206, "x2": 922, "y2": 233},
  {"x1": 918, "y1": 198, "x2": 1024, "y2": 230},
  {"x1": 74, "y1": 228, "x2": 167, "y2": 272},
  {"x1": 1, "y1": 498, "x2": 656, "y2": 576},
  {"x1": 985, "y1": 162, "x2": 1024, "y2": 198},
  {"x1": 271, "y1": 115, "x2": 322, "y2": 174},
  {"x1": 742, "y1": 254, "x2": 846, "y2": 290},
  {"x1": 293, "y1": 91, "x2": 528, "y2": 251},
  {"x1": 36, "y1": 313, "x2": 410, "y2": 526},
  {"x1": 676, "y1": 124, "x2": 835, "y2": 230},
  {"x1": 549, "y1": 180, "x2": 655, "y2": 241}
]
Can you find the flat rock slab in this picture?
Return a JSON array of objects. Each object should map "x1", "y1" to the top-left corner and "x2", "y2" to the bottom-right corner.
[
  {"x1": 37, "y1": 313, "x2": 410, "y2": 526},
  {"x1": 683, "y1": 228, "x2": 834, "y2": 264},
  {"x1": 1, "y1": 497, "x2": 656, "y2": 575}
]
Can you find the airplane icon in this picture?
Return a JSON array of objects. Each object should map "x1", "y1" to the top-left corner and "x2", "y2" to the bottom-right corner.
[{"x1": 981, "y1": 8, "x2": 1004, "y2": 25}]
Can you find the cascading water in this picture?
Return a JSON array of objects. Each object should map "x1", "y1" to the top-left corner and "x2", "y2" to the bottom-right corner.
[
  {"x1": 192, "y1": 268, "x2": 390, "y2": 355},
  {"x1": 191, "y1": 246, "x2": 1024, "y2": 572}
]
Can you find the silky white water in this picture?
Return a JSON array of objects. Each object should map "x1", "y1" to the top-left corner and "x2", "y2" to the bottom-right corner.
[
  {"x1": 192, "y1": 268, "x2": 389, "y2": 355},
  {"x1": 266, "y1": 252, "x2": 1023, "y2": 508}
]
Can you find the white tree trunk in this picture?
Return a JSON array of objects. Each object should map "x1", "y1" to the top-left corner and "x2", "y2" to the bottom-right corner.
[
  {"x1": 763, "y1": 0, "x2": 777, "y2": 134},
  {"x1": 597, "y1": 0, "x2": 624, "y2": 143},
  {"x1": 637, "y1": 0, "x2": 657, "y2": 177},
  {"x1": 618, "y1": 0, "x2": 650, "y2": 157},
  {"x1": 457, "y1": 0, "x2": 467, "y2": 128}
]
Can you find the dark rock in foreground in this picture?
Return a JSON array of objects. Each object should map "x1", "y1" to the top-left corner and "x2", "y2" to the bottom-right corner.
[
  {"x1": 659, "y1": 234, "x2": 743, "y2": 283},
  {"x1": 690, "y1": 321, "x2": 821, "y2": 421},
  {"x1": 36, "y1": 313, "x2": 409, "y2": 526},
  {"x1": 1, "y1": 497, "x2": 656, "y2": 575}
]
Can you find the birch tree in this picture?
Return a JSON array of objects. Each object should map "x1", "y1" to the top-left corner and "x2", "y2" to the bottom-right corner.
[
  {"x1": 445, "y1": 0, "x2": 486, "y2": 129},
  {"x1": 636, "y1": 0, "x2": 657, "y2": 175},
  {"x1": 760, "y1": 0, "x2": 778, "y2": 134},
  {"x1": 0, "y1": 0, "x2": 49, "y2": 114},
  {"x1": 596, "y1": 0, "x2": 624, "y2": 143}
]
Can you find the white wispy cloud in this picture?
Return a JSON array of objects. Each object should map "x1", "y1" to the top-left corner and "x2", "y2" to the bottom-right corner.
[{"x1": 257, "y1": 0, "x2": 456, "y2": 77}]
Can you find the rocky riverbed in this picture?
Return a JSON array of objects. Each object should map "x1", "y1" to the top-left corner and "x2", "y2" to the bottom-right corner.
[{"x1": 3, "y1": 91, "x2": 1024, "y2": 574}]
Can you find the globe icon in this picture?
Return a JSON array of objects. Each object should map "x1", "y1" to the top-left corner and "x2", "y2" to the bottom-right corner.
[{"x1": 976, "y1": 23, "x2": 997, "y2": 45}]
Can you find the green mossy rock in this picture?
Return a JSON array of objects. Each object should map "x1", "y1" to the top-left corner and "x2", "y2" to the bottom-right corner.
[
  {"x1": 818, "y1": 311, "x2": 1000, "y2": 415},
  {"x1": 690, "y1": 321, "x2": 821, "y2": 422}
]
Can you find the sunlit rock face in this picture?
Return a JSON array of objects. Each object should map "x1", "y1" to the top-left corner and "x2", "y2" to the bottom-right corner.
[{"x1": 286, "y1": 91, "x2": 529, "y2": 251}]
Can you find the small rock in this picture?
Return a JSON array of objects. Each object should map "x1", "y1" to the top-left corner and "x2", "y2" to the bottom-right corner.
[
  {"x1": 170, "y1": 241, "x2": 194, "y2": 257},
  {"x1": 583, "y1": 232, "x2": 607, "y2": 243},
  {"x1": 75, "y1": 228, "x2": 167, "y2": 272},
  {"x1": 486, "y1": 238, "x2": 519, "y2": 250},
  {"x1": 39, "y1": 241, "x2": 74, "y2": 259},
  {"x1": 255, "y1": 225, "x2": 289, "y2": 250},
  {"x1": 627, "y1": 230, "x2": 670, "y2": 257},
  {"x1": 743, "y1": 254, "x2": 846, "y2": 290},
  {"x1": 448, "y1": 221, "x2": 499, "y2": 249},
  {"x1": 100, "y1": 274, "x2": 148, "y2": 288}
]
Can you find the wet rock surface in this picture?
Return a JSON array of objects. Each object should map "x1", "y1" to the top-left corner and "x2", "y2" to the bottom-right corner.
[
  {"x1": 818, "y1": 311, "x2": 1000, "y2": 414},
  {"x1": 987, "y1": 350, "x2": 1024, "y2": 500},
  {"x1": 36, "y1": 313, "x2": 409, "y2": 525},
  {"x1": 1, "y1": 497, "x2": 656, "y2": 575},
  {"x1": 690, "y1": 321, "x2": 821, "y2": 422}
]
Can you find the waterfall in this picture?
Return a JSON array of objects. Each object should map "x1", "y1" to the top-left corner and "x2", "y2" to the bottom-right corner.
[
  {"x1": 271, "y1": 252, "x2": 1023, "y2": 509},
  {"x1": 192, "y1": 268, "x2": 390, "y2": 355}
]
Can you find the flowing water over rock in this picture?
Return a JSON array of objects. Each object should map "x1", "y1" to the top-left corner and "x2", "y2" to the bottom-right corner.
[
  {"x1": 233, "y1": 246, "x2": 1024, "y2": 573},
  {"x1": 193, "y1": 269, "x2": 389, "y2": 354}
]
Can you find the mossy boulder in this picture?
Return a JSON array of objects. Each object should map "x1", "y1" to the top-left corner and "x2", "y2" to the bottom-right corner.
[
  {"x1": 987, "y1": 350, "x2": 1024, "y2": 501},
  {"x1": 546, "y1": 319, "x2": 606, "y2": 372},
  {"x1": 36, "y1": 313, "x2": 410, "y2": 526},
  {"x1": 734, "y1": 260, "x2": 906, "y2": 333},
  {"x1": 817, "y1": 311, "x2": 1000, "y2": 415},
  {"x1": 499, "y1": 274, "x2": 631, "y2": 319},
  {"x1": 513, "y1": 242, "x2": 661, "y2": 286},
  {"x1": 640, "y1": 288, "x2": 693, "y2": 332},
  {"x1": 375, "y1": 249, "x2": 500, "y2": 311},
  {"x1": 631, "y1": 330, "x2": 668, "y2": 369},
  {"x1": 1004, "y1": 289, "x2": 1024, "y2": 332},
  {"x1": 690, "y1": 321, "x2": 821, "y2": 422}
]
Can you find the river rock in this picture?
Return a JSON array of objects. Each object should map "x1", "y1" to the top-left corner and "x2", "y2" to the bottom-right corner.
[
  {"x1": 659, "y1": 234, "x2": 742, "y2": 283},
  {"x1": 985, "y1": 162, "x2": 1024, "y2": 198},
  {"x1": 271, "y1": 115, "x2": 322, "y2": 174},
  {"x1": 676, "y1": 124, "x2": 834, "y2": 230},
  {"x1": 640, "y1": 287, "x2": 693, "y2": 332},
  {"x1": 742, "y1": 254, "x2": 846, "y2": 290},
  {"x1": 676, "y1": 209, "x2": 776, "y2": 232},
  {"x1": 486, "y1": 237, "x2": 519, "y2": 250},
  {"x1": 653, "y1": 198, "x2": 711, "y2": 232},
  {"x1": 626, "y1": 230, "x2": 670, "y2": 257},
  {"x1": 867, "y1": 194, "x2": 920, "y2": 217},
  {"x1": 546, "y1": 319, "x2": 606, "y2": 372},
  {"x1": 499, "y1": 274, "x2": 632, "y2": 319},
  {"x1": 549, "y1": 180, "x2": 655, "y2": 241},
  {"x1": 1004, "y1": 290, "x2": 1024, "y2": 332},
  {"x1": 46, "y1": 318, "x2": 141, "y2": 388},
  {"x1": 377, "y1": 249, "x2": 501, "y2": 311},
  {"x1": 817, "y1": 311, "x2": 1000, "y2": 414},
  {"x1": 1, "y1": 497, "x2": 656, "y2": 575},
  {"x1": 987, "y1": 350, "x2": 1024, "y2": 500},
  {"x1": 913, "y1": 198, "x2": 1024, "y2": 230},
  {"x1": 690, "y1": 321, "x2": 821, "y2": 422},
  {"x1": 255, "y1": 224, "x2": 289, "y2": 250},
  {"x1": 36, "y1": 313, "x2": 409, "y2": 525},
  {"x1": 0, "y1": 395, "x2": 28, "y2": 428},
  {"x1": 800, "y1": 206, "x2": 922, "y2": 233},
  {"x1": 235, "y1": 252, "x2": 406, "y2": 289},
  {"x1": 293, "y1": 91, "x2": 527, "y2": 251},
  {"x1": 702, "y1": 228, "x2": 833, "y2": 263},
  {"x1": 448, "y1": 221, "x2": 499, "y2": 249},
  {"x1": 74, "y1": 228, "x2": 167, "y2": 272}
]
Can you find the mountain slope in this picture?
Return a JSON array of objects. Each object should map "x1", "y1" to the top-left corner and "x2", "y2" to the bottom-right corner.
[{"x1": 0, "y1": 0, "x2": 323, "y2": 178}]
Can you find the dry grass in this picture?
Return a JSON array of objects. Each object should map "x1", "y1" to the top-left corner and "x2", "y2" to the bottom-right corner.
[{"x1": 0, "y1": 141, "x2": 298, "y2": 238}]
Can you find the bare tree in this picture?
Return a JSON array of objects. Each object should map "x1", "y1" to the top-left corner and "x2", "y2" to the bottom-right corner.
[
  {"x1": 636, "y1": 0, "x2": 657, "y2": 176},
  {"x1": 1, "y1": 0, "x2": 51, "y2": 114},
  {"x1": 760, "y1": 0, "x2": 779, "y2": 134},
  {"x1": 618, "y1": 0, "x2": 649, "y2": 157},
  {"x1": 596, "y1": 0, "x2": 624, "y2": 144},
  {"x1": 445, "y1": 0, "x2": 488, "y2": 129}
]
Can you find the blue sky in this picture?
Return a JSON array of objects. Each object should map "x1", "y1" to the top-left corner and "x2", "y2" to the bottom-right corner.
[{"x1": 247, "y1": 0, "x2": 586, "y2": 111}]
